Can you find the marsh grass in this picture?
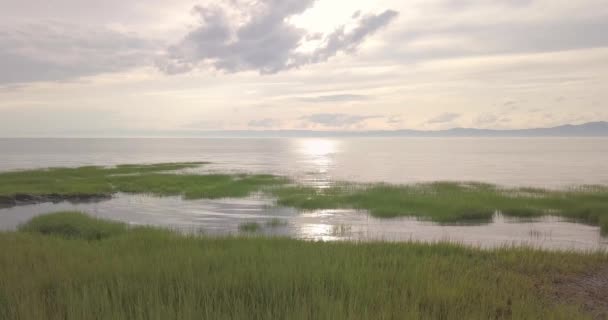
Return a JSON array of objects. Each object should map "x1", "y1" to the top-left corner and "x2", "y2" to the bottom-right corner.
[
  {"x1": 273, "y1": 182, "x2": 608, "y2": 233},
  {"x1": 0, "y1": 213, "x2": 606, "y2": 319},
  {"x1": 2, "y1": 164, "x2": 608, "y2": 233},
  {"x1": 239, "y1": 222, "x2": 262, "y2": 233},
  {"x1": 0, "y1": 163, "x2": 286, "y2": 200},
  {"x1": 266, "y1": 218, "x2": 288, "y2": 228},
  {"x1": 19, "y1": 212, "x2": 127, "y2": 240},
  {"x1": 18, "y1": 212, "x2": 127, "y2": 240}
]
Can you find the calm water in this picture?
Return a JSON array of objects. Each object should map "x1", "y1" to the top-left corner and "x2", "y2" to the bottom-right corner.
[
  {"x1": 1, "y1": 138, "x2": 607, "y2": 251},
  {"x1": 1, "y1": 137, "x2": 608, "y2": 187},
  {"x1": 0, "y1": 194, "x2": 606, "y2": 251}
]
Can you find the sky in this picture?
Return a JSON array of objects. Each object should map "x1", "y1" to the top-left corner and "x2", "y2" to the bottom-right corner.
[{"x1": 1, "y1": 0, "x2": 607, "y2": 137}]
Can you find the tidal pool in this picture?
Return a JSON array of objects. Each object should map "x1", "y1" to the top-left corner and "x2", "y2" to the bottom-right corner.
[{"x1": 0, "y1": 193, "x2": 606, "y2": 251}]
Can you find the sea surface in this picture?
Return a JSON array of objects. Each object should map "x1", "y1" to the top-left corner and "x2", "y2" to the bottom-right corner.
[
  {"x1": 1, "y1": 138, "x2": 607, "y2": 251},
  {"x1": 1, "y1": 137, "x2": 608, "y2": 187}
]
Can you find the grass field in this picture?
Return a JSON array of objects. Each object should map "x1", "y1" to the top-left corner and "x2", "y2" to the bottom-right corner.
[
  {"x1": 0, "y1": 212, "x2": 606, "y2": 319},
  {"x1": 1, "y1": 163, "x2": 607, "y2": 234}
]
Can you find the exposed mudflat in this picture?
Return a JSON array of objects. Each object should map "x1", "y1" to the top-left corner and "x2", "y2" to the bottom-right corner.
[
  {"x1": 551, "y1": 266, "x2": 608, "y2": 319},
  {"x1": 0, "y1": 193, "x2": 112, "y2": 208}
]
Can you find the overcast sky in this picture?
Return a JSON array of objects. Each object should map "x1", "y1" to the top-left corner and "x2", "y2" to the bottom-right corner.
[{"x1": 1, "y1": 0, "x2": 607, "y2": 136}]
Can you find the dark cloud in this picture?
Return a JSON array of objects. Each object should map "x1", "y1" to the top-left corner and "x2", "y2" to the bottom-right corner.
[
  {"x1": 427, "y1": 113, "x2": 461, "y2": 124},
  {"x1": 301, "y1": 113, "x2": 381, "y2": 127},
  {"x1": 0, "y1": 22, "x2": 157, "y2": 84},
  {"x1": 296, "y1": 94, "x2": 370, "y2": 103},
  {"x1": 159, "y1": 1, "x2": 399, "y2": 74}
]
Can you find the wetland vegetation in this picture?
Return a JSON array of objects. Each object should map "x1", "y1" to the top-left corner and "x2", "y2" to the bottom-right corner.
[
  {"x1": 1, "y1": 163, "x2": 607, "y2": 234},
  {"x1": 0, "y1": 212, "x2": 606, "y2": 319}
]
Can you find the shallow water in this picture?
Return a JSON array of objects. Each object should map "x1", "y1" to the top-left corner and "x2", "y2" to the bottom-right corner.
[
  {"x1": 2, "y1": 138, "x2": 607, "y2": 250},
  {"x1": 1, "y1": 138, "x2": 608, "y2": 188},
  {"x1": 1, "y1": 194, "x2": 606, "y2": 251}
]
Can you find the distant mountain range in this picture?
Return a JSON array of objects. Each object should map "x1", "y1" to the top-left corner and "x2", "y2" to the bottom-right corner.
[
  {"x1": 10, "y1": 122, "x2": 608, "y2": 138},
  {"x1": 190, "y1": 121, "x2": 608, "y2": 138}
]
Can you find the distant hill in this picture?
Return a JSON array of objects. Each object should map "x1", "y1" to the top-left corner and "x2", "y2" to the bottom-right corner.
[
  {"x1": 23, "y1": 122, "x2": 607, "y2": 138},
  {"x1": 188, "y1": 121, "x2": 608, "y2": 138}
]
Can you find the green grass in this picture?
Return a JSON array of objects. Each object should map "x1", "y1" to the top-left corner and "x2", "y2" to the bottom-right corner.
[
  {"x1": 1, "y1": 164, "x2": 607, "y2": 234},
  {"x1": 266, "y1": 218, "x2": 288, "y2": 228},
  {"x1": 0, "y1": 212, "x2": 606, "y2": 319},
  {"x1": 18, "y1": 212, "x2": 127, "y2": 240},
  {"x1": 239, "y1": 222, "x2": 262, "y2": 233},
  {"x1": 273, "y1": 182, "x2": 608, "y2": 233},
  {"x1": 0, "y1": 163, "x2": 286, "y2": 199}
]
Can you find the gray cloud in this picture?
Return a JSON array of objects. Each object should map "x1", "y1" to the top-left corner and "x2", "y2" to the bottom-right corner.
[
  {"x1": 301, "y1": 113, "x2": 381, "y2": 127},
  {"x1": 0, "y1": 1, "x2": 398, "y2": 84},
  {"x1": 427, "y1": 113, "x2": 461, "y2": 124},
  {"x1": 296, "y1": 94, "x2": 370, "y2": 103},
  {"x1": 295, "y1": 10, "x2": 399, "y2": 66},
  {"x1": 0, "y1": 22, "x2": 157, "y2": 84},
  {"x1": 159, "y1": 1, "x2": 398, "y2": 74}
]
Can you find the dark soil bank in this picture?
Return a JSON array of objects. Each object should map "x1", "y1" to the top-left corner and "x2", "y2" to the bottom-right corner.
[{"x1": 0, "y1": 193, "x2": 112, "y2": 208}]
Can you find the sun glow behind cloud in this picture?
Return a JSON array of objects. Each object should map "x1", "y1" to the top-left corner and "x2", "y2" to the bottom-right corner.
[
  {"x1": 0, "y1": 0, "x2": 607, "y2": 136},
  {"x1": 290, "y1": 0, "x2": 380, "y2": 32}
]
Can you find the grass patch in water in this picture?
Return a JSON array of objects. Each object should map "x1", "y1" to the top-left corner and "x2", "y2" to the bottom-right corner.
[
  {"x1": 19, "y1": 211, "x2": 127, "y2": 240},
  {"x1": 239, "y1": 222, "x2": 262, "y2": 233},
  {"x1": 0, "y1": 163, "x2": 286, "y2": 200},
  {"x1": 0, "y1": 213, "x2": 606, "y2": 319},
  {"x1": 273, "y1": 182, "x2": 608, "y2": 233},
  {"x1": 2, "y1": 164, "x2": 608, "y2": 234},
  {"x1": 266, "y1": 218, "x2": 288, "y2": 228}
]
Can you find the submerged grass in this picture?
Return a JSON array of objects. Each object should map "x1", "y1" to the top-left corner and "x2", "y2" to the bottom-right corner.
[
  {"x1": 1, "y1": 163, "x2": 608, "y2": 233},
  {"x1": 0, "y1": 212, "x2": 606, "y2": 319}
]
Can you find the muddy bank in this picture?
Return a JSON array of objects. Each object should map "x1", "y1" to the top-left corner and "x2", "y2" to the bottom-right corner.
[
  {"x1": 550, "y1": 265, "x2": 608, "y2": 319},
  {"x1": 0, "y1": 193, "x2": 112, "y2": 209}
]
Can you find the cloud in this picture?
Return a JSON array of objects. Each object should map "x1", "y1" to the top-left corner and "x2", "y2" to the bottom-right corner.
[
  {"x1": 386, "y1": 115, "x2": 403, "y2": 125},
  {"x1": 296, "y1": 94, "x2": 370, "y2": 103},
  {"x1": 158, "y1": 1, "x2": 398, "y2": 74},
  {"x1": 300, "y1": 113, "x2": 381, "y2": 127},
  {"x1": 295, "y1": 9, "x2": 399, "y2": 66},
  {"x1": 0, "y1": 22, "x2": 157, "y2": 84},
  {"x1": 381, "y1": 1, "x2": 608, "y2": 65},
  {"x1": 427, "y1": 113, "x2": 461, "y2": 124},
  {"x1": 0, "y1": 1, "x2": 398, "y2": 84},
  {"x1": 248, "y1": 118, "x2": 281, "y2": 128}
]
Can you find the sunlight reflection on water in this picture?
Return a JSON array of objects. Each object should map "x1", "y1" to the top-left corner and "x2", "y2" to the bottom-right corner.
[
  {"x1": 1, "y1": 195, "x2": 606, "y2": 252},
  {"x1": 1, "y1": 138, "x2": 608, "y2": 188}
]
